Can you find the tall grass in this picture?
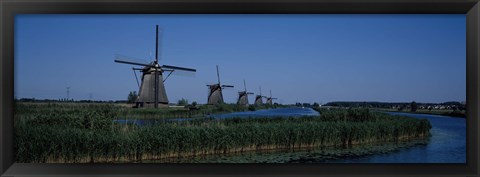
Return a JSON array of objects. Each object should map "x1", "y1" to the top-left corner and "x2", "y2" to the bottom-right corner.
[
  {"x1": 14, "y1": 102, "x2": 269, "y2": 121},
  {"x1": 15, "y1": 103, "x2": 431, "y2": 163}
]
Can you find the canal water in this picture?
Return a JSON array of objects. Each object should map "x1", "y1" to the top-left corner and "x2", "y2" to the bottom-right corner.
[
  {"x1": 210, "y1": 107, "x2": 320, "y2": 119},
  {"x1": 115, "y1": 108, "x2": 466, "y2": 163},
  {"x1": 114, "y1": 107, "x2": 319, "y2": 125},
  {"x1": 339, "y1": 112, "x2": 466, "y2": 163}
]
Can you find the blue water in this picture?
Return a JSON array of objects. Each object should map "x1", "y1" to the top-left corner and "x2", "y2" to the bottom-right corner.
[
  {"x1": 331, "y1": 112, "x2": 466, "y2": 163},
  {"x1": 113, "y1": 119, "x2": 165, "y2": 126},
  {"x1": 114, "y1": 108, "x2": 466, "y2": 163},
  {"x1": 210, "y1": 107, "x2": 320, "y2": 119},
  {"x1": 114, "y1": 107, "x2": 319, "y2": 125}
]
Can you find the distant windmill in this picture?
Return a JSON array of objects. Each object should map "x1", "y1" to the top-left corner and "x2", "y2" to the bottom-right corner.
[
  {"x1": 114, "y1": 25, "x2": 196, "y2": 108},
  {"x1": 266, "y1": 90, "x2": 278, "y2": 105},
  {"x1": 237, "y1": 80, "x2": 254, "y2": 106},
  {"x1": 255, "y1": 86, "x2": 266, "y2": 105},
  {"x1": 207, "y1": 65, "x2": 233, "y2": 105}
]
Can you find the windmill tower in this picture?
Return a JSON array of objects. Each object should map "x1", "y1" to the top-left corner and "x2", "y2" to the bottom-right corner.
[
  {"x1": 266, "y1": 90, "x2": 278, "y2": 105},
  {"x1": 255, "y1": 86, "x2": 266, "y2": 105},
  {"x1": 237, "y1": 80, "x2": 254, "y2": 106},
  {"x1": 114, "y1": 25, "x2": 196, "y2": 108},
  {"x1": 207, "y1": 65, "x2": 233, "y2": 105}
]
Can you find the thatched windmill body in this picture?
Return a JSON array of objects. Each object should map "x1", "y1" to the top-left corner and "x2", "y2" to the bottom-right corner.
[
  {"x1": 266, "y1": 90, "x2": 278, "y2": 105},
  {"x1": 114, "y1": 25, "x2": 196, "y2": 108},
  {"x1": 207, "y1": 65, "x2": 233, "y2": 105},
  {"x1": 255, "y1": 86, "x2": 266, "y2": 105},
  {"x1": 237, "y1": 80, "x2": 254, "y2": 106}
]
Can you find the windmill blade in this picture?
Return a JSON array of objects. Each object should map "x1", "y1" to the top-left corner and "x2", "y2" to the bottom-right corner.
[
  {"x1": 247, "y1": 92, "x2": 254, "y2": 95},
  {"x1": 222, "y1": 85, "x2": 234, "y2": 88},
  {"x1": 163, "y1": 70, "x2": 174, "y2": 83},
  {"x1": 115, "y1": 54, "x2": 151, "y2": 64},
  {"x1": 162, "y1": 65, "x2": 196, "y2": 72},
  {"x1": 216, "y1": 65, "x2": 221, "y2": 84},
  {"x1": 169, "y1": 69, "x2": 197, "y2": 77},
  {"x1": 155, "y1": 25, "x2": 164, "y2": 62},
  {"x1": 243, "y1": 80, "x2": 247, "y2": 92},
  {"x1": 115, "y1": 59, "x2": 152, "y2": 67},
  {"x1": 154, "y1": 25, "x2": 160, "y2": 108},
  {"x1": 154, "y1": 68, "x2": 159, "y2": 108},
  {"x1": 162, "y1": 68, "x2": 195, "y2": 81},
  {"x1": 115, "y1": 54, "x2": 152, "y2": 67},
  {"x1": 132, "y1": 68, "x2": 140, "y2": 88}
]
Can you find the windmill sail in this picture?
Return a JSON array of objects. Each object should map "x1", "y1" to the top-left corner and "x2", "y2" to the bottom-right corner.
[
  {"x1": 114, "y1": 25, "x2": 196, "y2": 108},
  {"x1": 266, "y1": 97, "x2": 273, "y2": 105},
  {"x1": 266, "y1": 90, "x2": 277, "y2": 105},
  {"x1": 237, "y1": 80, "x2": 253, "y2": 106},
  {"x1": 255, "y1": 95, "x2": 264, "y2": 105},
  {"x1": 255, "y1": 86, "x2": 264, "y2": 105},
  {"x1": 207, "y1": 65, "x2": 233, "y2": 105},
  {"x1": 162, "y1": 65, "x2": 196, "y2": 72},
  {"x1": 238, "y1": 92, "x2": 254, "y2": 106}
]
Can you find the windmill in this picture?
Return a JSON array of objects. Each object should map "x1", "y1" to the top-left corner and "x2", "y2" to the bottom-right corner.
[
  {"x1": 114, "y1": 25, "x2": 196, "y2": 108},
  {"x1": 237, "y1": 80, "x2": 254, "y2": 106},
  {"x1": 207, "y1": 65, "x2": 233, "y2": 105},
  {"x1": 266, "y1": 90, "x2": 278, "y2": 105},
  {"x1": 254, "y1": 86, "x2": 266, "y2": 105}
]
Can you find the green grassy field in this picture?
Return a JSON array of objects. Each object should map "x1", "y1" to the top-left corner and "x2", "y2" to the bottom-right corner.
[{"x1": 15, "y1": 103, "x2": 431, "y2": 163}]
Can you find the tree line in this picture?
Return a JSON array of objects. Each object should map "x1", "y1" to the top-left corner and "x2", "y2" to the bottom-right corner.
[{"x1": 324, "y1": 101, "x2": 465, "y2": 109}]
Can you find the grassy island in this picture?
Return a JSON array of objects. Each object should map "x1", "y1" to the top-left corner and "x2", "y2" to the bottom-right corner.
[{"x1": 15, "y1": 103, "x2": 431, "y2": 163}]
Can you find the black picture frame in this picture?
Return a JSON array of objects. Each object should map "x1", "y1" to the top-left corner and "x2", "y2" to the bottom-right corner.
[{"x1": 1, "y1": 0, "x2": 479, "y2": 176}]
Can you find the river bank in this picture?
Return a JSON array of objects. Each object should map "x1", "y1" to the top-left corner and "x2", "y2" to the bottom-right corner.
[
  {"x1": 156, "y1": 111, "x2": 465, "y2": 163},
  {"x1": 143, "y1": 139, "x2": 430, "y2": 163},
  {"x1": 16, "y1": 103, "x2": 432, "y2": 163},
  {"x1": 371, "y1": 108, "x2": 466, "y2": 118}
]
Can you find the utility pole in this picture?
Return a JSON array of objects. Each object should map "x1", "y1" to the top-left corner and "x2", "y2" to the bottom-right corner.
[{"x1": 66, "y1": 87, "x2": 70, "y2": 101}]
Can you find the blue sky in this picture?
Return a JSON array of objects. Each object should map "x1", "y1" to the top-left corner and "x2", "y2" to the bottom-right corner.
[{"x1": 15, "y1": 14, "x2": 466, "y2": 104}]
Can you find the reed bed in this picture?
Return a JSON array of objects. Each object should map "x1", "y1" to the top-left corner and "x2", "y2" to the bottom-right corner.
[
  {"x1": 14, "y1": 102, "x2": 261, "y2": 121},
  {"x1": 15, "y1": 103, "x2": 431, "y2": 163}
]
